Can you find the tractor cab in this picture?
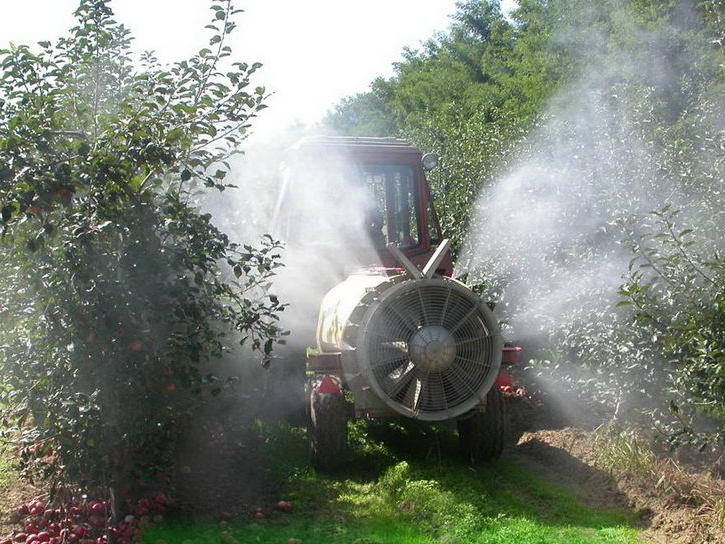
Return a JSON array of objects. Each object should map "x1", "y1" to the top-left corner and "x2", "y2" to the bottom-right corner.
[{"x1": 272, "y1": 136, "x2": 453, "y2": 276}]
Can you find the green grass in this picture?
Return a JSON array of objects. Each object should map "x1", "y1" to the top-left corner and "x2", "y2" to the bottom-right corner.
[
  {"x1": 143, "y1": 420, "x2": 642, "y2": 544},
  {"x1": 0, "y1": 442, "x2": 16, "y2": 491}
]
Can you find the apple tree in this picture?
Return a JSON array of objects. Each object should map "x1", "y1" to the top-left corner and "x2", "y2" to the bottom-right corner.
[{"x1": 0, "y1": 0, "x2": 284, "y2": 511}]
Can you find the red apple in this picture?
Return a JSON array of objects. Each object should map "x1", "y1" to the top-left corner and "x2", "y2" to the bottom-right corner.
[
  {"x1": 275, "y1": 501, "x2": 293, "y2": 512},
  {"x1": 88, "y1": 503, "x2": 105, "y2": 516}
]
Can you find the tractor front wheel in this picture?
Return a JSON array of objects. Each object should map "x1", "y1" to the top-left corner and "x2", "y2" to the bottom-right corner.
[
  {"x1": 458, "y1": 386, "x2": 506, "y2": 464},
  {"x1": 308, "y1": 381, "x2": 348, "y2": 472}
]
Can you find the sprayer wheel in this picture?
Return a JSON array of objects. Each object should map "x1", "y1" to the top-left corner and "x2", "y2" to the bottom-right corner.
[
  {"x1": 457, "y1": 386, "x2": 506, "y2": 464},
  {"x1": 308, "y1": 383, "x2": 349, "y2": 472}
]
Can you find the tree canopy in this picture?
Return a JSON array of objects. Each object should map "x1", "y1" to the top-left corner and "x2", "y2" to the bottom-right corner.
[{"x1": 0, "y1": 0, "x2": 284, "y2": 508}]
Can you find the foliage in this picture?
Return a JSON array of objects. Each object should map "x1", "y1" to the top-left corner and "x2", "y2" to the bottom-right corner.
[
  {"x1": 0, "y1": 0, "x2": 285, "y2": 503},
  {"x1": 618, "y1": 207, "x2": 724, "y2": 447}
]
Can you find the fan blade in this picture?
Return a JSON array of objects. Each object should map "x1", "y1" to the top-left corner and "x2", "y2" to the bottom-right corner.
[
  {"x1": 454, "y1": 354, "x2": 491, "y2": 368},
  {"x1": 445, "y1": 363, "x2": 477, "y2": 398},
  {"x1": 388, "y1": 366, "x2": 415, "y2": 400},
  {"x1": 449, "y1": 305, "x2": 479, "y2": 334},
  {"x1": 439, "y1": 284, "x2": 453, "y2": 326},
  {"x1": 403, "y1": 376, "x2": 422, "y2": 409},
  {"x1": 416, "y1": 289, "x2": 431, "y2": 326},
  {"x1": 455, "y1": 334, "x2": 491, "y2": 346}
]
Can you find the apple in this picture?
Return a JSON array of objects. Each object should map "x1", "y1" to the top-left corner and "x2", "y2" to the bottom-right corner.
[
  {"x1": 88, "y1": 503, "x2": 105, "y2": 515},
  {"x1": 129, "y1": 340, "x2": 143, "y2": 352},
  {"x1": 275, "y1": 501, "x2": 293, "y2": 512}
]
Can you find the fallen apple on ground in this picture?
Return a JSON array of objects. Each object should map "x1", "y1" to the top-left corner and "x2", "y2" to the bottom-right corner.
[{"x1": 275, "y1": 501, "x2": 293, "y2": 512}]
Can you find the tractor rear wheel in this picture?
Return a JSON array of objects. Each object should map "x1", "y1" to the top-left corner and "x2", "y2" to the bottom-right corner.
[
  {"x1": 458, "y1": 386, "x2": 506, "y2": 464},
  {"x1": 308, "y1": 382, "x2": 348, "y2": 472}
]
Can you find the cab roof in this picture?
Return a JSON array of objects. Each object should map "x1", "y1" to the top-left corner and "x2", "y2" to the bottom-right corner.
[{"x1": 290, "y1": 136, "x2": 423, "y2": 156}]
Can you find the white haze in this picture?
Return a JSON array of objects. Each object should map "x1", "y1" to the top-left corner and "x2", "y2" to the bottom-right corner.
[
  {"x1": 457, "y1": 13, "x2": 718, "y2": 348},
  {"x1": 207, "y1": 133, "x2": 379, "y2": 346},
  {"x1": 203, "y1": 132, "x2": 387, "y2": 418}
]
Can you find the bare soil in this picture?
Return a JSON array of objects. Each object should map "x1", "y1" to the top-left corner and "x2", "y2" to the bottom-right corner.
[
  {"x1": 0, "y1": 467, "x2": 42, "y2": 535},
  {"x1": 506, "y1": 395, "x2": 725, "y2": 544}
]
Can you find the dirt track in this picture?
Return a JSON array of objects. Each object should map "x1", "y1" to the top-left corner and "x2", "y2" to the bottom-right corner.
[{"x1": 507, "y1": 423, "x2": 724, "y2": 544}]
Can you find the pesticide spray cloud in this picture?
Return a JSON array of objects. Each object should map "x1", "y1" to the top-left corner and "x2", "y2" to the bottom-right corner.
[
  {"x1": 202, "y1": 130, "x2": 384, "y2": 421},
  {"x1": 460, "y1": 4, "x2": 719, "y2": 337},
  {"x1": 456, "y1": 1, "x2": 723, "y2": 421},
  {"x1": 458, "y1": 76, "x2": 676, "y2": 339},
  {"x1": 208, "y1": 133, "x2": 379, "y2": 343}
]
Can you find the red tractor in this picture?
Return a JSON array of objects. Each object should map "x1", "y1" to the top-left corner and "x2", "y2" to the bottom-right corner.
[{"x1": 273, "y1": 136, "x2": 522, "y2": 470}]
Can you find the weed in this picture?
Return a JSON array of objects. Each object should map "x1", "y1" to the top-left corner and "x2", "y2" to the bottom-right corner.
[{"x1": 594, "y1": 428, "x2": 656, "y2": 478}]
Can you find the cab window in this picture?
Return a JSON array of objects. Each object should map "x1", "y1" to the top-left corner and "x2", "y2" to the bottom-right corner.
[{"x1": 363, "y1": 164, "x2": 419, "y2": 249}]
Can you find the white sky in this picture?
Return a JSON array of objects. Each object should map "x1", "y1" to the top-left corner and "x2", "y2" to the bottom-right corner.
[{"x1": 0, "y1": 0, "x2": 517, "y2": 141}]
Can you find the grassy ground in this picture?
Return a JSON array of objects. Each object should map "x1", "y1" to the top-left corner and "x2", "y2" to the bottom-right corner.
[
  {"x1": 0, "y1": 445, "x2": 13, "y2": 496},
  {"x1": 143, "y1": 421, "x2": 642, "y2": 544},
  {"x1": 0, "y1": 441, "x2": 23, "y2": 530}
]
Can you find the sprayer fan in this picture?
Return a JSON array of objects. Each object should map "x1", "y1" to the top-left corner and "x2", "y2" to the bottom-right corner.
[{"x1": 356, "y1": 277, "x2": 502, "y2": 421}]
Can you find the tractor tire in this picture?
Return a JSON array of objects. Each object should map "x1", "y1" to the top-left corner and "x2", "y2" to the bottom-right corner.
[
  {"x1": 308, "y1": 384, "x2": 348, "y2": 472},
  {"x1": 458, "y1": 386, "x2": 506, "y2": 464}
]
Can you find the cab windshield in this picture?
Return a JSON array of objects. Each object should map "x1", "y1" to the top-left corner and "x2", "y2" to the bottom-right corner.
[{"x1": 273, "y1": 157, "x2": 423, "y2": 252}]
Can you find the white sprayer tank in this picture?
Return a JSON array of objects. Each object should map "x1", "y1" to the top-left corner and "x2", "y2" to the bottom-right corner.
[{"x1": 316, "y1": 271, "x2": 502, "y2": 421}]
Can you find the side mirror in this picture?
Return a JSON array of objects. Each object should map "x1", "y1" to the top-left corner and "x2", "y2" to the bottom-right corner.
[{"x1": 422, "y1": 153, "x2": 439, "y2": 172}]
